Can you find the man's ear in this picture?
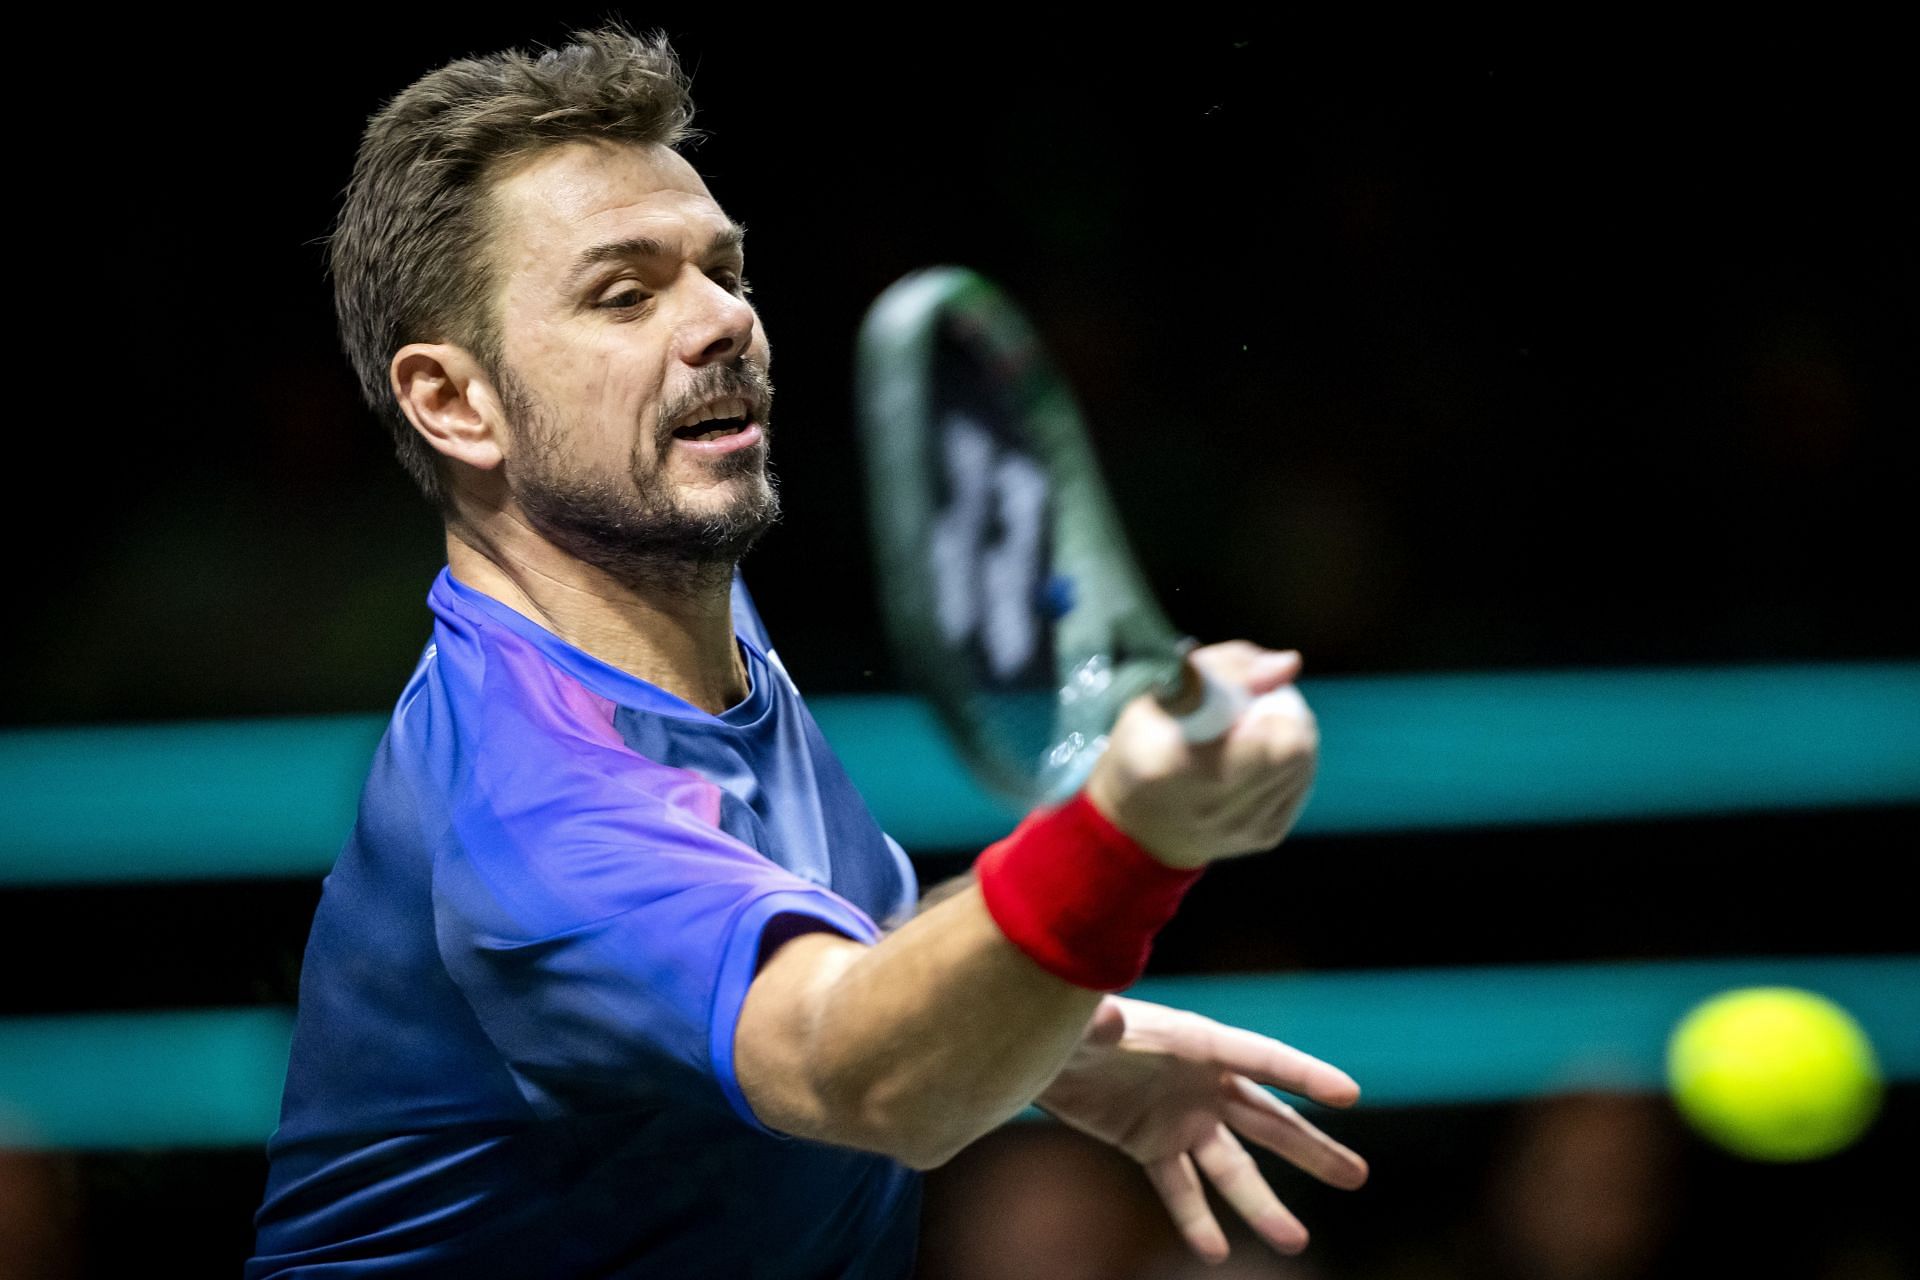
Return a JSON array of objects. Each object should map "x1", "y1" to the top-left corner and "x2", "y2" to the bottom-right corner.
[{"x1": 391, "y1": 343, "x2": 508, "y2": 472}]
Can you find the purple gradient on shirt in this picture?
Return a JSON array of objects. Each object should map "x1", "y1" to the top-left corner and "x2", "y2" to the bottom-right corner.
[{"x1": 484, "y1": 630, "x2": 726, "y2": 831}]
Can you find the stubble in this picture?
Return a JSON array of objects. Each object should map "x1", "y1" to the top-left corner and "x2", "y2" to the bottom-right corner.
[{"x1": 503, "y1": 359, "x2": 782, "y2": 599}]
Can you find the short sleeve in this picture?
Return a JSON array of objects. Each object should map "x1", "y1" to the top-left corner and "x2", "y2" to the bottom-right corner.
[
  {"x1": 877, "y1": 834, "x2": 920, "y2": 931},
  {"x1": 431, "y1": 667, "x2": 879, "y2": 1135}
]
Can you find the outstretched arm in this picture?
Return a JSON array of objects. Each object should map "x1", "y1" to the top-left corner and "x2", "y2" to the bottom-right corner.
[
  {"x1": 737, "y1": 882, "x2": 1100, "y2": 1169},
  {"x1": 734, "y1": 643, "x2": 1321, "y2": 1170}
]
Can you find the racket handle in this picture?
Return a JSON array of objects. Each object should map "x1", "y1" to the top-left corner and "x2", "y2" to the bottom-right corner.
[
  {"x1": 1047, "y1": 661, "x2": 1288, "y2": 802},
  {"x1": 1161, "y1": 655, "x2": 1311, "y2": 743},
  {"x1": 1161, "y1": 658, "x2": 1249, "y2": 744},
  {"x1": 1175, "y1": 669, "x2": 1247, "y2": 742}
]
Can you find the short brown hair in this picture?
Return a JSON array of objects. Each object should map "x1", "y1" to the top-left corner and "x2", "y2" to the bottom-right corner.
[{"x1": 330, "y1": 25, "x2": 697, "y2": 507}]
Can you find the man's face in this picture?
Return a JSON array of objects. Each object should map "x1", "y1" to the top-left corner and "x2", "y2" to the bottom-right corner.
[{"x1": 482, "y1": 141, "x2": 777, "y2": 586}]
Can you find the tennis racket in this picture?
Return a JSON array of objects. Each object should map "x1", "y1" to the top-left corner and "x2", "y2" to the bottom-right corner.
[{"x1": 856, "y1": 266, "x2": 1281, "y2": 810}]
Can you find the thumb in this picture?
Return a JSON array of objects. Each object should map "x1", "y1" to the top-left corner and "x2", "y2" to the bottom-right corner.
[{"x1": 1245, "y1": 649, "x2": 1302, "y2": 696}]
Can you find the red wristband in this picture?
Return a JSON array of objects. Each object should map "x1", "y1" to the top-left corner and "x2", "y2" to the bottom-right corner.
[{"x1": 974, "y1": 792, "x2": 1204, "y2": 992}]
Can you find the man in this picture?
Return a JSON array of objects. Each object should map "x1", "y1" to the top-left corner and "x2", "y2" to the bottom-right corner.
[{"x1": 249, "y1": 27, "x2": 1366, "y2": 1278}]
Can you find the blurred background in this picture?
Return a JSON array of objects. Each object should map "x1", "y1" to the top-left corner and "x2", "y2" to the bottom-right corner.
[{"x1": 2, "y1": 17, "x2": 1915, "y2": 1277}]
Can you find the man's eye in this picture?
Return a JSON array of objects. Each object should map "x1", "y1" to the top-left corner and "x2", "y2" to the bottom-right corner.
[
  {"x1": 597, "y1": 288, "x2": 649, "y2": 310},
  {"x1": 712, "y1": 271, "x2": 753, "y2": 297}
]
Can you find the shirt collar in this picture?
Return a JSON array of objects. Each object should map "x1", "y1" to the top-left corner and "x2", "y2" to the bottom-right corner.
[{"x1": 430, "y1": 566, "x2": 772, "y2": 726}]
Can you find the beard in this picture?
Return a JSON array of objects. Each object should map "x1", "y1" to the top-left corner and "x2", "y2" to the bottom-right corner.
[{"x1": 498, "y1": 359, "x2": 782, "y2": 599}]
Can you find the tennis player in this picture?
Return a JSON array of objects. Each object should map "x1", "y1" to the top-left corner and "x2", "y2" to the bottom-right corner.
[{"x1": 247, "y1": 26, "x2": 1365, "y2": 1278}]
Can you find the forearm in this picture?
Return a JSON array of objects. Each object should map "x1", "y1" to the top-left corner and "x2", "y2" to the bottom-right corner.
[
  {"x1": 912, "y1": 868, "x2": 974, "y2": 916},
  {"x1": 735, "y1": 881, "x2": 1100, "y2": 1169}
]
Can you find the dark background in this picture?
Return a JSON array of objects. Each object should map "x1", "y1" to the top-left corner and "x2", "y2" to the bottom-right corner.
[{"x1": 3, "y1": 18, "x2": 1913, "y2": 1277}]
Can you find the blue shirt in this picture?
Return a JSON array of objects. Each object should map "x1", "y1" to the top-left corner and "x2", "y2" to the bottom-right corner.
[{"x1": 248, "y1": 568, "x2": 922, "y2": 1277}]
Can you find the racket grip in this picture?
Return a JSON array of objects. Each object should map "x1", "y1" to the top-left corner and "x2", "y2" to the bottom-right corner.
[{"x1": 1171, "y1": 666, "x2": 1248, "y2": 743}]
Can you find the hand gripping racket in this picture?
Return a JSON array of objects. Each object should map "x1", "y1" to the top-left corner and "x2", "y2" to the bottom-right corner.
[{"x1": 856, "y1": 267, "x2": 1279, "y2": 810}]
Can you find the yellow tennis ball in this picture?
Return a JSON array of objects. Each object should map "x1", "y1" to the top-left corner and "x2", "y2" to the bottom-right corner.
[{"x1": 1666, "y1": 986, "x2": 1883, "y2": 1162}]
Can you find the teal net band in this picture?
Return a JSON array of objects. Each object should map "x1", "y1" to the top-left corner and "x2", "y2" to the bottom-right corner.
[
  {"x1": 4, "y1": 956, "x2": 1914, "y2": 1149},
  {"x1": 4, "y1": 662, "x2": 1917, "y2": 884}
]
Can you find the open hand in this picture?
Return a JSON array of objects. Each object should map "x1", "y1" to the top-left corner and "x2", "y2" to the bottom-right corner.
[{"x1": 1033, "y1": 994, "x2": 1367, "y2": 1264}]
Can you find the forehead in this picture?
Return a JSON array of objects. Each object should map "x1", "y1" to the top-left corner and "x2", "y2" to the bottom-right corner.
[{"x1": 487, "y1": 141, "x2": 734, "y2": 280}]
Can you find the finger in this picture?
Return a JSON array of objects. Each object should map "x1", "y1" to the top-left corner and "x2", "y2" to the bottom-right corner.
[
  {"x1": 1242, "y1": 649, "x2": 1302, "y2": 695},
  {"x1": 1225, "y1": 1078, "x2": 1371, "y2": 1191},
  {"x1": 1144, "y1": 1153, "x2": 1230, "y2": 1265},
  {"x1": 1082, "y1": 997, "x2": 1126, "y2": 1049},
  {"x1": 1183, "y1": 1020, "x2": 1361, "y2": 1109},
  {"x1": 1221, "y1": 705, "x2": 1317, "y2": 792},
  {"x1": 1235, "y1": 748, "x2": 1313, "y2": 814},
  {"x1": 1189, "y1": 642, "x2": 1301, "y2": 697},
  {"x1": 1246, "y1": 668, "x2": 1309, "y2": 704},
  {"x1": 1204, "y1": 773, "x2": 1300, "y2": 848},
  {"x1": 1233, "y1": 694, "x2": 1317, "y2": 765},
  {"x1": 1253, "y1": 774, "x2": 1315, "y2": 847},
  {"x1": 1192, "y1": 1123, "x2": 1310, "y2": 1256}
]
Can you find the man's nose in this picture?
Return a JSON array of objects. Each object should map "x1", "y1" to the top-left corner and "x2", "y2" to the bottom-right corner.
[{"x1": 678, "y1": 273, "x2": 757, "y2": 367}]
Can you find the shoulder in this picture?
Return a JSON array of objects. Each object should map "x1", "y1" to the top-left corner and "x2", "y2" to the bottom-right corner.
[{"x1": 396, "y1": 587, "x2": 729, "y2": 881}]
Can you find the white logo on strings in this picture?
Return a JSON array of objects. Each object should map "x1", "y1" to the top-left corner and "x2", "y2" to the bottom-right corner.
[{"x1": 929, "y1": 414, "x2": 1049, "y2": 681}]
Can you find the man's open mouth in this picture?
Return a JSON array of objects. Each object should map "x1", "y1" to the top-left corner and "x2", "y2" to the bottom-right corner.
[{"x1": 671, "y1": 396, "x2": 755, "y2": 442}]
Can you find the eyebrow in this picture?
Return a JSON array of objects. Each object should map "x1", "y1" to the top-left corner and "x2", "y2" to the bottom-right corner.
[{"x1": 562, "y1": 222, "x2": 747, "y2": 291}]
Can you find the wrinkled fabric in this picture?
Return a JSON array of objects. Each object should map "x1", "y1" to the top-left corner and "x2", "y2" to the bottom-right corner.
[{"x1": 248, "y1": 568, "x2": 921, "y2": 1278}]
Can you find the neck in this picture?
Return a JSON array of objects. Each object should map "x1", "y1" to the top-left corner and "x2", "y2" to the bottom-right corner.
[{"x1": 445, "y1": 516, "x2": 747, "y2": 716}]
